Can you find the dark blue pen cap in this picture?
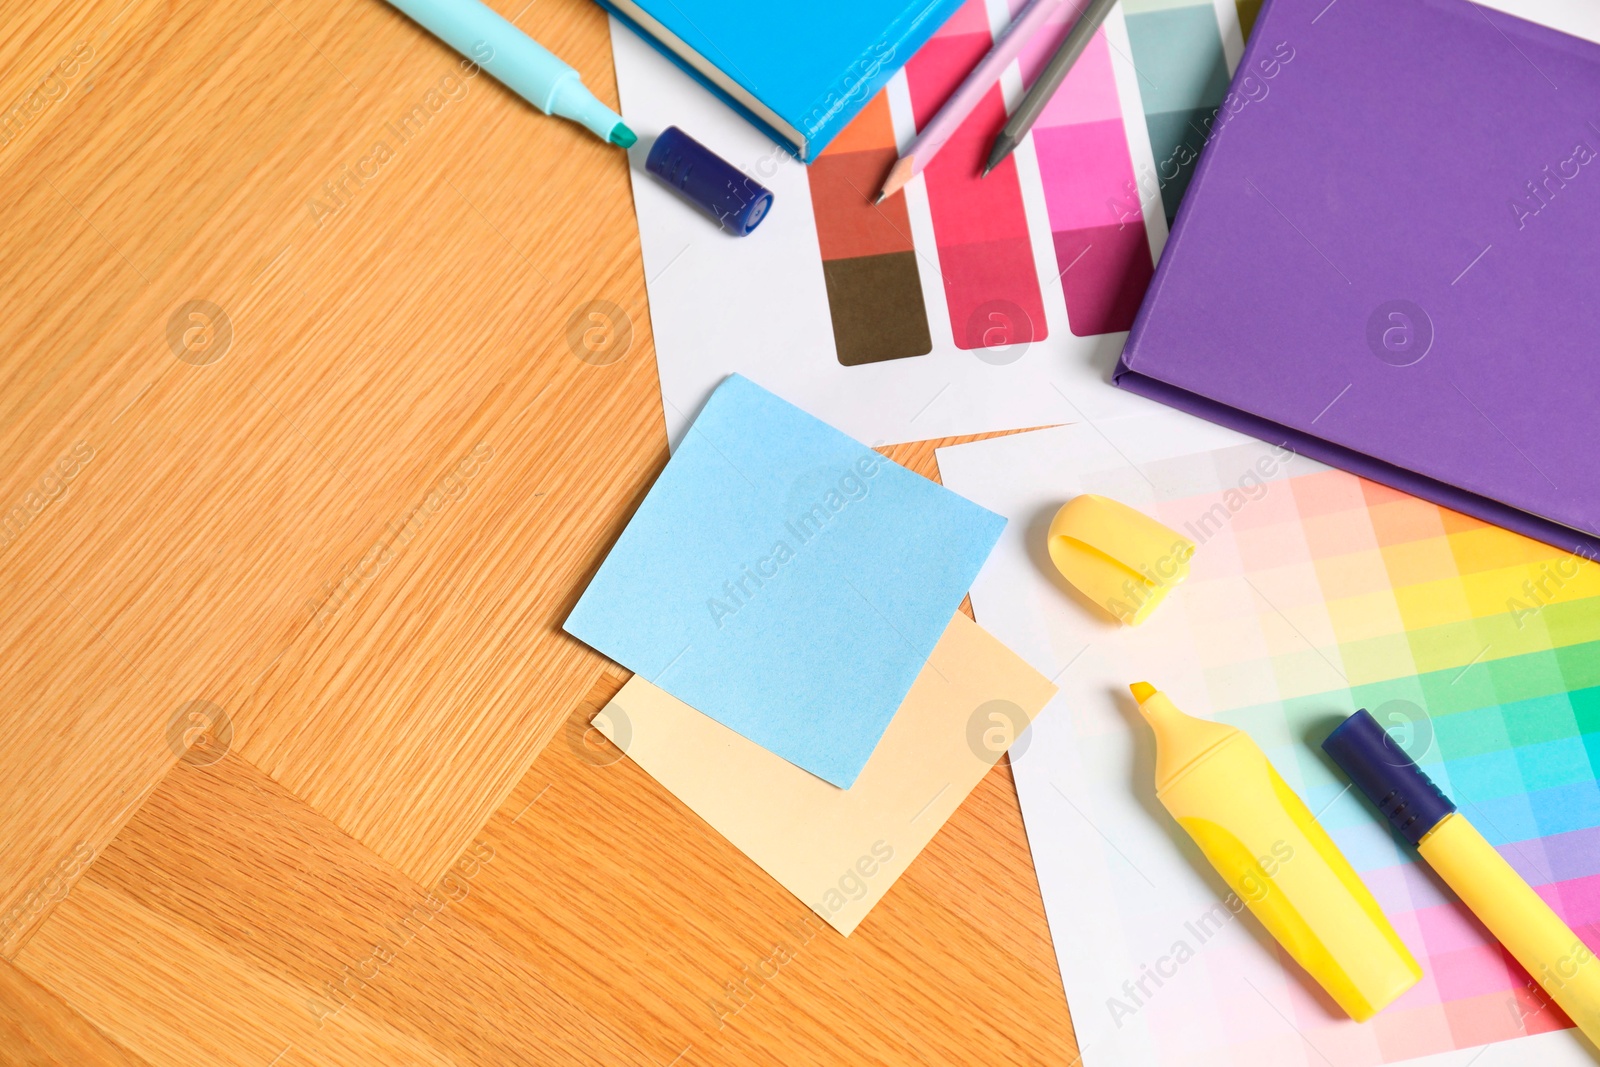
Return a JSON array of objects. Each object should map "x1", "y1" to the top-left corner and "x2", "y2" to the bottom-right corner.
[
  {"x1": 646, "y1": 126, "x2": 774, "y2": 236},
  {"x1": 1322, "y1": 709, "x2": 1456, "y2": 846}
]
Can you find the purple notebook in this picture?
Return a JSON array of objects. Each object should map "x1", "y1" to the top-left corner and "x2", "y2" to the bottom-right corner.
[{"x1": 1116, "y1": 0, "x2": 1600, "y2": 555}]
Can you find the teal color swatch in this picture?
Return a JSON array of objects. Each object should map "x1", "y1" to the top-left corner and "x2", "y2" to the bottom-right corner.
[{"x1": 1124, "y1": 0, "x2": 1231, "y2": 222}]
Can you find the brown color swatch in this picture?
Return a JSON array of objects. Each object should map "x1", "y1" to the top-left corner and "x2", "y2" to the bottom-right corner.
[{"x1": 824, "y1": 252, "x2": 934, "y2": 366}]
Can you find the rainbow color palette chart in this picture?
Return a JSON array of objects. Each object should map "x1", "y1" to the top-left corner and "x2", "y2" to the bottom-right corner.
[
  {"x1": 609, "y1": 0, "x2": 1249, "y2": 447},
  {"x1": 938, "y1": 417, "x2": 1600, "y2": 1066}
]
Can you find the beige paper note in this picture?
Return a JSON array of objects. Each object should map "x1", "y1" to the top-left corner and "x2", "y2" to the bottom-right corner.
[{"x1": 593, "y1": 612, "x2": 1057, "y2": 934}]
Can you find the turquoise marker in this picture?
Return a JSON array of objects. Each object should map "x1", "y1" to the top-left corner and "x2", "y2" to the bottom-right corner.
[{"x1": 384, "y1": 0, "x2": 636, "y2": 147}]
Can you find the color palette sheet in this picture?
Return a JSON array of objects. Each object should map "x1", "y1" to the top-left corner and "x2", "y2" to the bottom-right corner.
[
  {"x1": 809, "y1": 93, "x2": 932, "y2": 366},
  {"x1": 904, "y1": 0, "x2": 1046, "y2": 352},
  {"x1": 937, "y1": 416, "x2": 1600, "y2": 1065},
  {"x1": 593, "y1": 612, "x2": 1057, "y2": 935},
  {"x1": 564, "y1": 374, "x2": 1004, "y2": 788},
  {"x1": 609, "y1": 0, "x2": 1246, "y2": 447},
  {"x1": 1016, "y1": 12, "x2": 1152, "y2": 336}
]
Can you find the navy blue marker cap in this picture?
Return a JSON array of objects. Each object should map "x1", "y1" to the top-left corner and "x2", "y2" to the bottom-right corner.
[
  {"x1": 1322, "y1": 709, "x2": 1457, "y2": 846},
  {"x1": 646, "y1": 126, "x2": 774, "y2": 236}
]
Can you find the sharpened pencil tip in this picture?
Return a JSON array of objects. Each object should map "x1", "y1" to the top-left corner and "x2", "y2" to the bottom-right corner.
[
  {"x1": 982, "y1": 137, "x2": 1014, "y2": 177},
  {"x1": 875, "y1": 155, "x2": 916, "y2": 205}
]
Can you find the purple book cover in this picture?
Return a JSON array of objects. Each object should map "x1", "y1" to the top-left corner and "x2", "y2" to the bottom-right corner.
[{"x1": 1115, "y1": 0, "x2": 1600, "y2": 556}]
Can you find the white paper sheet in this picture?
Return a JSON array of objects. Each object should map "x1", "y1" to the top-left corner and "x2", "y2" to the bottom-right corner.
[{"x1": 936, "y1": 415, "x2": 1599, "y2": 1067}]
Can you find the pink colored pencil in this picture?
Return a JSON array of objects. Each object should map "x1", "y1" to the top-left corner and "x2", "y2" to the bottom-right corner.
[{"x1": 875, "y1": 0, "x2": 1066, "y2": 203}]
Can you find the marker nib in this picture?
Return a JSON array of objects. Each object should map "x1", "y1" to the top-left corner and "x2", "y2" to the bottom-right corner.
[{"x1": 610, "y1": 123, "x2": 638, "y2": 148}]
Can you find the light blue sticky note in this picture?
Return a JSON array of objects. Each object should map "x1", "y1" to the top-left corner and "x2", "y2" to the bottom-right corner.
[{"x1": 564, "y1": 375, "x2": 1005, "y2": 787}]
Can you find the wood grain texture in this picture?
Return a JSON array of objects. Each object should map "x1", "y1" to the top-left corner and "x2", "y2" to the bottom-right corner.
[
  {"x1": 0, "y1": 0, "x2": 660, "y2": 936},
  {"x1": 0, "y1": 0, "x2": 1081, "y2": 1062},
  {"x1": 16, "y1": 680, "x2": 1079, "y2": 1066},
  {"x1": 0, "y1": 958, "x2": 150, "y2": 1067}
]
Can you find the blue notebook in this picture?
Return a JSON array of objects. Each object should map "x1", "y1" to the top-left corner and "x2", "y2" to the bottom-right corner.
[{"x1": 599, "y1": 0, "x2": 963, "y2": 160}]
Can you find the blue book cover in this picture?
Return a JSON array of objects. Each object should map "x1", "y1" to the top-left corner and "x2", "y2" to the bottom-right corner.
[{"x1": 599, "y1": 0, "x2": 964, "y2": 160}]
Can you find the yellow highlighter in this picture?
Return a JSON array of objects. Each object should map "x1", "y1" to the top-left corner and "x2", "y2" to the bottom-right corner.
[
  {"x1": 1324, "y1": 709, "x2": 1600, "y2": 1044},
  {"x1": 1132, "y1": 684, "x2": 1422, "y2": 1020}
]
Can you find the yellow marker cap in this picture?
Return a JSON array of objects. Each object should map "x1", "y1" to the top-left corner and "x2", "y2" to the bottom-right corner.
[
  {"x1": 1048, "y1": 495, "x2": 1193, "y2": 625},
  {"x1": 1131, "y1": 684, "x2": 1422, "y2": 1021}
]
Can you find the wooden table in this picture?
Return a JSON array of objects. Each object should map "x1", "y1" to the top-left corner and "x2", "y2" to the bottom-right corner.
[{"x1": 0, "y1": 1, "x2": 1080, "y2": 1062}]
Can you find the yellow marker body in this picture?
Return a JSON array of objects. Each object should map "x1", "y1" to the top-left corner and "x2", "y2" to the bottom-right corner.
[
  {"x1": 1419, "y1": 813, "x2": 1600, "y2": 1041},
  {"x1": 1324, "y1": 706, "x2": 1600, "y2": 1046},
  {"x1": 1134, "y1": 684, "x2": 1421, "y2": 1020},
  {"x1": 1048, "y1": 495, "x2": 1193, "y2": 625}
]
